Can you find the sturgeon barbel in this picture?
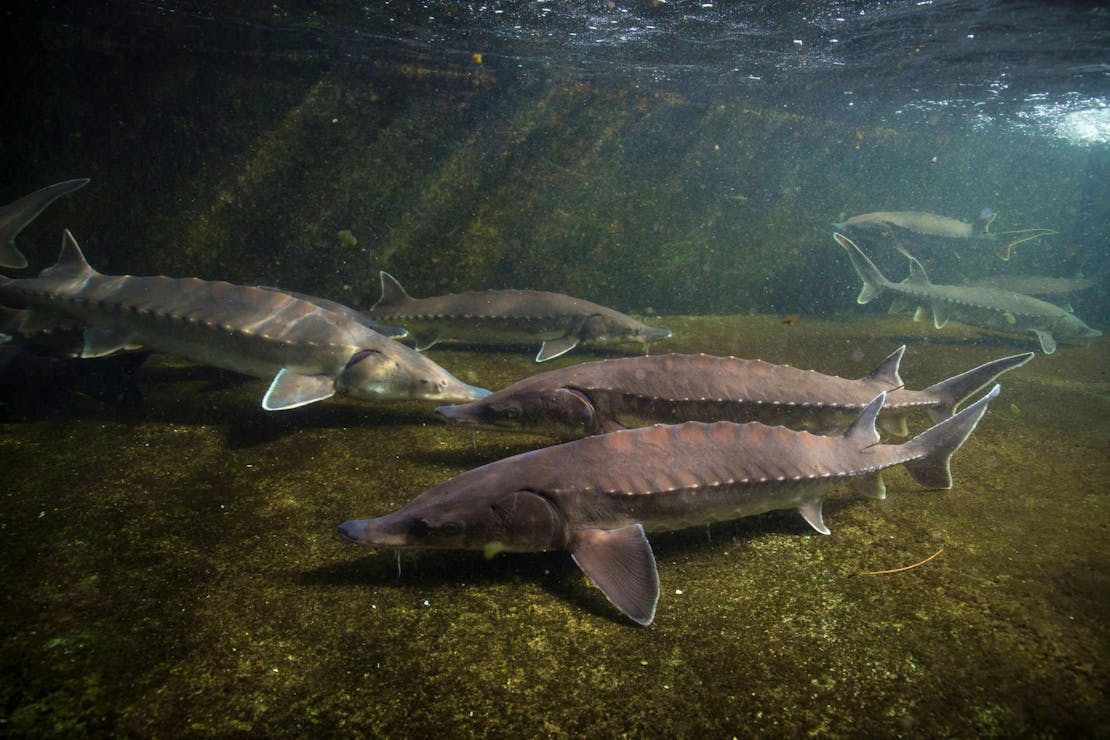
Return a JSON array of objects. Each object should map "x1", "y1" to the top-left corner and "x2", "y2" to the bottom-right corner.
[
  {"x1": 435, "y1": 348, "x2": 1031, "y2": 438},
  {"x1": 0, "y1": 231, "x2": 489, "y2": 409},
  {"x1": 341, "y1": 386, "x2": 1000, "y2": 625}
]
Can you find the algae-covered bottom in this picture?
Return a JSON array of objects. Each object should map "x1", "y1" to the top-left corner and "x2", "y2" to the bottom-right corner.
[{"x1": 0, "y1": 315, "x2": 1106, "y2": 736}]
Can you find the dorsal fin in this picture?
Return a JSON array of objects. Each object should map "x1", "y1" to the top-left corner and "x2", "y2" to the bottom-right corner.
[
  {"x1": 905, "y1": 256, "x2": 931, "y2": 286},
  {"x1": 40, "y1": 229, "x2": 95, "y2": 281},
  {"x1": 373, "y1": 271, "x2": 412, "y2": 310},
  {"x1": 844, "y1": 391, "x2": 884, "y2": 447},
  {"x1": 862, "y1": 345, "x2": 905, "y2": 387}
]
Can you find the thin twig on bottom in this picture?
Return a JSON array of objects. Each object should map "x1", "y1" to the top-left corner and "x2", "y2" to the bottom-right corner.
[{"x1": 850, "y1": 546, "x2": 945, "y2": 577}]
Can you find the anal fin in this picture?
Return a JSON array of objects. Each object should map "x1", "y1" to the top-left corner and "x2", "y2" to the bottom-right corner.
[
  {"x1": 81, "y1": 325, "x2": 133, "y2": 358},
  {"x1": 931, "y1": 303, "x2": 950, "y2": 329},
  {"x1": 262, "y1": 368, "x2": 335, "y2": 410},
  {"x1": 571, "y1": 524, "x2": 659, "y2": 626},
  {"x1": 798, "y1": 499, "x2": 831, "y2": 534},
  {"x1": 852, "y1": 472, "x2": 887, "y2": 500},
  {"x1": 412, "y1": 330, "x2": 439, "y2": 351}
]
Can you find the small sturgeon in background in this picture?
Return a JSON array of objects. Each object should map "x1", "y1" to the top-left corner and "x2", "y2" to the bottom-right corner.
[
  {"x1": 835, "y1": 233, "x2": 1101, "y2": 354},
  {"x1": 434, "y1": 348, "x2": 1032, "y2": 439},
  {"x1": 0, "y1": 179, "x2": 89, "y2": 269},
  {"x1": 367, "y1": 271, "x2": 671, "y2": 362},
  {"x1": 832, "y1": 209, "x2": 1056, "y2": 260},
  {"x1": 341, "y1": 386, "x2": 1001, "y2": 625},
  {"x1": 0, "y1": 231, "x2": 490, "y2": 409}
]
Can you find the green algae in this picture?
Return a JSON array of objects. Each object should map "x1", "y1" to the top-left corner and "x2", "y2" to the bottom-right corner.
[{"x1": 0, "y1": 315, "x2": 1107, "y2": 736}]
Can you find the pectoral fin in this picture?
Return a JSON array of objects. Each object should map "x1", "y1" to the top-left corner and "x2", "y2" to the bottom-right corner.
[
  {"x1": 536, "y1": 336, "x2": 579, "y2": 362},
  {"x1": 1033, "y1": 330, "x2": 1057, "y2": 354},
  {"x1": 571, "y1": 524, "x2": 659, "y2": 626},
  {"x1": 262, "y1": 368, "x2": 335, "y2": 410},
  {"x1": 81, "y1": 326, "x2": 133, "y2": 357}
]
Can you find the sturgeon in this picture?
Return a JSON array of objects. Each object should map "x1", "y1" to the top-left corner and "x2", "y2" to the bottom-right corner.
[
  {"x1": 832, "y1": 210, "x2": 1055, "y2": 260},
  {"x1": 835, "y1": 233, "x2": 1101, "y2": 354},
  {"x1": 367, "y1": 271, "x2": 671, "y2": 362},
  {"x1": 0, "y1": 179, "x2": 89, "y2": 269},
  {"x1": 434, "y1": 348, "x2": 1031, "y2": 438},
  {"x1": 0, "y1": 230, "x2": 490, "y2": 409},
  {"x1": 340, "y1": 386, "x2": 1000, "y2": 625}
]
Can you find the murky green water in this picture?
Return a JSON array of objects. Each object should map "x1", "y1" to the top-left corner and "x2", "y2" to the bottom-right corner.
[
  {"x1": 2, "y1": 2, "x2": 1108, "y2": 735},
  {"x1": 2, "y1": 315, "x2": 1106, "y2": 735}
]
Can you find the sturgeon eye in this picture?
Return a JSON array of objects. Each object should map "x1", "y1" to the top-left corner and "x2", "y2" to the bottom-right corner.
[
  {"x1": 346, "y1": 349, "x2": 382, "y2": 368},
  {"x1": 441, "y1": 522, "x2": 463, "y2": 536}
]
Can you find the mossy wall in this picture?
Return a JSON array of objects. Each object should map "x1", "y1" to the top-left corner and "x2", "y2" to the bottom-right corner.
[{"x1": 3, "y1": 7, "x2": 1107, "y2": 324}]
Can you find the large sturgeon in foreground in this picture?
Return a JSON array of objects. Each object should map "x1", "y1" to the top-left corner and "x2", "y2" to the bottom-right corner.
[
  {"x1": 340, "y1": 385, "x2": 1000, "y2": 625},
  {"x1": 0, "y1": 179, "x2": 89, "y2": 269},
  {"x1": 367, "y1": 271, "x2": 672, "y2": 362},
  {"x1": 435, "y1": 347, "x2": 1031, "y2": 438},
  {"x1": 0, "y1": 231, "x2": 489, "y2": 409},
  {"x1": 835, "y1": 233, "x2": 1101, "y2": 354}
]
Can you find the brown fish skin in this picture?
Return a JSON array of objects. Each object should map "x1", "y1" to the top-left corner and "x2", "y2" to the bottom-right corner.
[
  {"x1": 434, "y1": 349, "x2": 1031, "y2": 439},
  {"x1": 367, "y1": 271, "x2": 671, "y2": 362},
  {"x1": 342, "y1": 386, "x2": 1001, "y2": 625},
  {"x1": 0, "y1": 231, "x2": 489, "y2": 409}
]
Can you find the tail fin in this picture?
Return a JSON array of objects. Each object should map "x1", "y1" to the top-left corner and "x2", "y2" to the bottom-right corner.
[
  {"x1": 833, "y1": 232, "x2": 890, "y2": 304},
  {"x1": 0, "y1": 178, "x2": 89, "y2": 269},
  {"x1": 902, "y1": 385, "x2": 1000, "y2": 489},
  {"x1": 372, "y1": 271, "x2": 412, "y2": 311},
  {"x1": 921, "y1": 353, "x2": 1033, "y2": 423}
]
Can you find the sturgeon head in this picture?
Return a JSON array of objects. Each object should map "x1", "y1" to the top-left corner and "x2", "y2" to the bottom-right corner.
[
  {"x1": 434, "y1": 374, "x2": 603, "y2": 438},
  {"x1": 339, "y1": 474, "x2": 565, "y2": 557},
  {"x1": 1052, "y1": 312, "x2": 1102, "y2": 342},
  {"x1": 579, "y1": 311, "x2": 671, "y2": 352},
  {"x1": 334, "y1": 343, "x2": 490, "y2": 404}
]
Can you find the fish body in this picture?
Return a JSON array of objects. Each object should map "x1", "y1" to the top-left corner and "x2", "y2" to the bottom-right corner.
[
  {"x1": 0, "y1": 179, "x2": 89, "y2": 269},
  {"x1": 0, "y1": 231, "x2": 489, "y2": 409},
  {"x1": 341, "y1": 386, "x2": 1000, "y2": 625},
  {"x1": 834, "y1": 210, "x2": 982, "y2": 238},
  {"x1": 963, "y1": 274, "x2": 1096, "y2": 299},
  {"x1": 835, "y1": 233, "x2": 1100, "y2": 354},
  {"x1": 832, "y1": 210, "x2": 1055, "y2": 260},
  {"x1": 435, "y1": 349, "x2": 1031, "y2": 438},
  {"x1": 367, "y1": 272, "x2": 671, "y2": 362}
]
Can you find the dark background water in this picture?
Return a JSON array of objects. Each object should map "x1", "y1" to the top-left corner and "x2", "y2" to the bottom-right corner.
[{"x1": 1, "y1": 0, "x2": 1107, "y2": 324}]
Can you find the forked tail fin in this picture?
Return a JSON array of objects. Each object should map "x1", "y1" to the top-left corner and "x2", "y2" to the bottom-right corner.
[
  {"x1": 902, "y1": 385, "x2": 1000, "y2": 489},
  {"x1": 833, "y1": 232, "x2": 891, "y2": 304},
  {"x1": 0, "y1": 178, "x2": 89, "y2": 269},
  {"x1": 921, "y1": 353, "x2": 1033, "y2": 423}
]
